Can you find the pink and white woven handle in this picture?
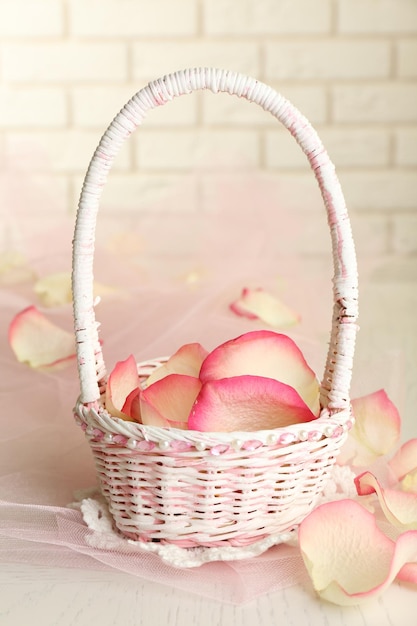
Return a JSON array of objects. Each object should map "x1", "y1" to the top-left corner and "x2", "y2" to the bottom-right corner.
[{"x1": 72, "y1": 67, "x2": 358, "y2": 415}]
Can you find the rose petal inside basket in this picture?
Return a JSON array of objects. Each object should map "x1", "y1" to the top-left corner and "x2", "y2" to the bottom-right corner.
[
  {"x1": 199, "y1": 330, "x2": 320, "y2": 416},
  {"x1": 106, "y1": 354, "x2": 139, "y2": 420},
  {"x1": 141, "y1": 373, "x2": 202, "y2": 428},
  {"x1": 188, "y1": 375, "x2": 317, "y2": 432},
  {"x1": 145, "y1": 342, "x2": 208, "y2": 387}
]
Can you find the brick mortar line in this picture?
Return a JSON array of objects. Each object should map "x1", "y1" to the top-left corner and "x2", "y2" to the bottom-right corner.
[
  {"x1": 3, "y1": 79, "x2": 417, "y2": 88},
  {"x1": 330, "y1": 0, "x2": 338, "y2": 35},
  {"x1": 196, "y1": 0, "x2": 204, "y2": 37},
  {"x1": 64, "y1": 167, "x2": 417, "y2": 177},
  {"x1": 3, "y1": 34, "x2": 415, "y2": 44}
]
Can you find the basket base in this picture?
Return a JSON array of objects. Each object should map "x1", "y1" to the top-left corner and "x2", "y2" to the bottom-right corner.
[{"x1": 78, "y1": 490, "x2": 296, "y2": 568}]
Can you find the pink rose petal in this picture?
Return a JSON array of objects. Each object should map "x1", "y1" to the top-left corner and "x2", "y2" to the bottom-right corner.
[
  {"x1": 141, "y1": 374, "x2": 202, "y2": 429},
  {"x1": 299, "y1": 499, "x2": 417, "y2": 605},
  {"x1": 0, "y1": 251, "x2": 35, "y2": 285},
  {"x1": 199, "y1": 330, "x2": 320, "y2": 416},
  {"x1": 188, "y1": 375, "x2": 317, "y2": 432},
  {"x1": 230, "y1": 287, "x2": 300, "y2": 328},
  {"x1": 121, "y1": 388, "x2": 142, "y2": 422},
  {"x1": 338, "y1": 390, "x2": 401, "y2": 467},
  {"x1": 355, "y1": 471, "x2": 417, "y2": 530},
  {"x1": 34, "y1": 272, "x2": 121, "y2": 307},
  {"x1": 105, "y1": 355, "x2": 139, "y2": 421},
  {"x1": 389, "y1": 439, "x2": 417, "y2": 485},
  {"x1": 398, "y1": 562, "x2": 417, "y2": 585},
  {"x1": 34, "y1": 272, "x2": 72, "y2": 307},
  {"x1": 145, "y1": 342, "x2": 209, "y2": 387},
  {"x1": 8, "y1": 305, "x2": 75, "y2": 370}
]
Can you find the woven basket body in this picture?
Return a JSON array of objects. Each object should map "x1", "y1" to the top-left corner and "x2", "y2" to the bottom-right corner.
[{"x1": 72, "y1": 68, "x2": 358, "y2": 556}]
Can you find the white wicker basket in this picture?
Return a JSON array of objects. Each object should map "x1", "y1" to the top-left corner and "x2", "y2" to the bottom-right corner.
[{"x1": 72, "y1": 68, "x2": 358, "y2": 562}]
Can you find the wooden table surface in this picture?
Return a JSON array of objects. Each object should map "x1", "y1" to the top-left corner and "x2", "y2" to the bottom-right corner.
[
  {"x1": 1, "y1": 279, "x2": 416, "y2": 626},
  {"x1": 1, "y1": 561, "x2": 416, "y2": 626}
]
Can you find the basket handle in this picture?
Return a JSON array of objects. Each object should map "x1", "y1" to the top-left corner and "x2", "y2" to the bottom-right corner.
[{"x1": 72, "y1": 67, "x2": 358, "y2": 415}]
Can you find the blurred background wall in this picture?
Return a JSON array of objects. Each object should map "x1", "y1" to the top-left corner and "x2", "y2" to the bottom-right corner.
[
  {"x1": 1, "y1": 0, "x2": 416, "y2": 434},
  {"x1": 1, "y1": 0, "x2": 416, "y2": 272}
]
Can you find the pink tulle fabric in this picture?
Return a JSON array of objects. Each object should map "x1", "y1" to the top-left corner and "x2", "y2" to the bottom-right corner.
[
  {"x1": 0, "y1": 283, "x2": 314, "y2": 604},
  {"x1": 0, "y1": 166, "x2": 404, "y2": 604}
]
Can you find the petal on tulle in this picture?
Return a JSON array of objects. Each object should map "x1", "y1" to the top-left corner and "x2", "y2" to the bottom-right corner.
[
  {"x1": 34, "y1": 272, "x2": 72, "y2": 307},
  {"x1": 339, "y1": 390, "x2": 401, "y2": 467},
  {"x1": 34, "y1": 272, "x2": 121, "y2": 307},
  {"x1": 141, "y1": 374, "x2": 202, "y2": 429},
  {"x1": 389, "y1": 439, "x2": 417, "y2": 485},
  {"x1": 145, "y1": 343, "x2": 209, "y2": 387},
  {"x1": 0, "y1": 251, "x2": 35, "y2": 285},
  {"x1": 299, "y1": 499, "x2": 417, "y2": 605},
  {"x1": 188, "y1": 375, "x2": 317, "y2": 432},
  {"x1": 105, "y1": 355, "x2": 139, "y2": 421},
  {"x1": 199, "y1": 330, "x2": 319, "y2": 416},
  {"x1": 355, "y1": 471, "x2": 417, "y2": 530},
  {"x1": 230, "y1": 287, "x2": 300, "y2": 328},
  {"x1": 8, "y1": 305, "x2": 75, "y2": 369}
]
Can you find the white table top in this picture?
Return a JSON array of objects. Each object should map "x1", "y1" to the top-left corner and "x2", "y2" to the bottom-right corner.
[
  {"x1": 1, "y1": 270, "x2": 416, "y2": 625},
  {"x1": 1, "y1": 561, "x2": 416, "y2": 626}
]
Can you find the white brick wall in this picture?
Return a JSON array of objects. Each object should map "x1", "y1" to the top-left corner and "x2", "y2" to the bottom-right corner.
[
  {"x1": 136, "y1": 130, "x2": 260, "y2": 170},
  {"x1": 265, "y1": 41, "x2": 391, "y2": 80},
  {"x1": 333, "y1": 84, "x2": 417, "y2": 123},
  {"x1": 2, "y1": 43, "x2": 128, "y2": 82},
  {"x1": 338, "y1": 0, "x2": 417, "y2": 34},
  {"x1": 0, "y1": 1, "x2": 63, "y2": 37},
  {"x1": 69, "y1": 0, "x2": 197, "y2": 37},
  {"x1": 132, "y1": 42, "x2": 260, "y2": 80},
  {"x1": 0, "y1": 0, "x2": 415, "y2": 274},
  {"x1": 203, "y1": 0, "x2": 332, "y2": 35},
  {"x1": 0, "y1": 87, "x2": 67, "y2": 127}
]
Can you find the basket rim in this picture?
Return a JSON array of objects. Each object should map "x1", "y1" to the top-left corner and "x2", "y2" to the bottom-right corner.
[{"x1": 74, "y1": 396, "x2": 352, "y2": 452}]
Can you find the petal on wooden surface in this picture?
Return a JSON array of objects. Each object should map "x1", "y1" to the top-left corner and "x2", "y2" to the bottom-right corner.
[
  {"x1": 341, "y1": 390, "x2": 401, "y2": 467},
  {"x1": 389, "y1": 439, "x2": 417, "y2": 485},
  {"x1": 299, "y1": 499, "x2": 417, "y2": 605},
  {"x1": 355, "y1": 471, "x2": 417, "y2": 530}
]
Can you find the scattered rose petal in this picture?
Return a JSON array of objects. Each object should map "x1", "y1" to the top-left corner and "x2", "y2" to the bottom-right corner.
[
  {"x1": 105, "y1": 355, "x2": 139, "y2": 421},
  {"x1": 34, "y1": 271, "x2": 122, "y2": 307},
  {"x1": 188, "y1": 375, "x2": 317, "y2": 432},
  {"x1": 299, "y1": 499, "x2": 417, "y2": 605},
  {"x1": 199, "y1": 330, "x2": 320, "y2": 416},
  {"x1": 141, "y1": 374, "x2": 202, "y2": 429},
  {"x1": 397, "y1": 562, "x2": 417, "y2": 585},
  {"x1": 338, "y1": 390, "x2": 401, "y2": 467},
  {"x1": 230, "y1": 287, "x2": 300, "y2": 328},
  {"x1": 8, "y1": 305, "x2": 75, "y2": 369},
  {"x1": 0, "y1": 251, "x2": 35, "y2": 285},
  {"x1": 389, "y1": 439, "x2": 417, "y2": 490},
  {"x1": 34, "y1": 272, "x2": 72, "y2": 307},
  {"x1": 355, "y1": 472, "x2": 417, "y2": 530},
  {"x1": 145, "y1": 342, "x2": 209, "y2": 387}
]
